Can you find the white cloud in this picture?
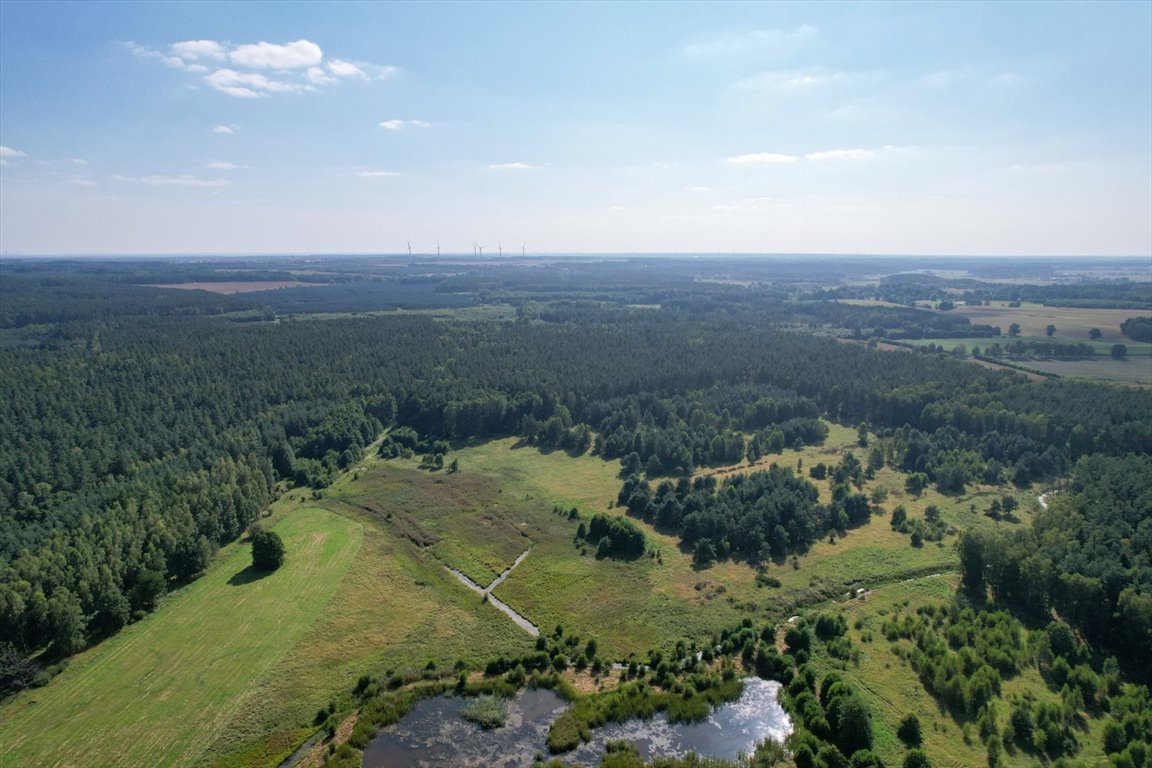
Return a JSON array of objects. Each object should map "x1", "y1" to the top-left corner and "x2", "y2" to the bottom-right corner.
[
  {"x1": 805, "y1": 149, "x2": 877, "y2": 161},
  {"x1": 488, "y1": 162, "x2": 539, "y2": 170},
  {"x1": 726, "y1": 152, "x2": 797, "y2": 165},
  {"x1": 683, "y1": 25, "x2": 817, "y2": 58},
  {"x1": 204, "y1": 161, "x2": 248, "y2": 170},
  {"x1": 134, "y1": 39, "x2": 396, "y2": 98},
  {"x1": 356, "y1": 170, "x2": 401, "y2": 178},
  {"x1": 686, "y1": 186, "x2": 712, "y2": 192},
  {"x1": 379, "y1": 119, "x2": 430, "y2": 131},
  {"x1": 0, "y1": 145, "x2": 28, "y2": 158},
  {"x1": 112, "y1": 174, "x2": 231, "y2": 188},
  {"x1": 350, "y1": 62, "x2": 398, "y2": 80},
  {"x1": 71, "y1": 158, "x2": 87, "y2": 165},
  {"x1": 328, "y1": 59, "x2": 365, "y2": 78},
  {"x1": 68, "y1": 178, "x2": 98, "y2": 186},
  {"x1": 228, "y1": 39, "x2": 322, "y2": 70},
  {"x1": 170, "y1": 40, "x2": 227, "y2": 61},
  {"x1": 306, "y1": 66, "x2": 335, "y2": 85},
  {"x1": 212, "y1": 124, "x2": 237, "y2": 135},
  {"x1": 204, "y1": 68, "x2": 304, "y2": 98}
]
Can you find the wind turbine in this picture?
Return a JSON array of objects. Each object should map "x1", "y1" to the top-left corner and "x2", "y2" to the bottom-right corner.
[
  {"x1": 521, "y1": 243, "x2": 526, "y2": 257},
  {"x1": 437, "y1": 241, "x2": 441, "y2": 257},
  {"x1": 498, "y1": 241, "x2": 503, "y2": 258}
]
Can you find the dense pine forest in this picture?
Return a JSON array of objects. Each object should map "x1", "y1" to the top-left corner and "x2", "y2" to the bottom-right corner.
[{"x1": 1, "y1": 255, "x2": 1150, "y2": 767}]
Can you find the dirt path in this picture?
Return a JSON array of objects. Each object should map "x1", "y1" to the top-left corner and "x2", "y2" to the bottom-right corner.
[{"x1": 447, "y1": 550, "x2": 539, "y2": 636}]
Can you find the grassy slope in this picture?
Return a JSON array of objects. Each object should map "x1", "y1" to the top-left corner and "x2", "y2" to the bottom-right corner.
[
  {"x1": 0, "y1": 507, "x2": 362, "y2": 768},
  {"x1": 200, "y1": 458, "x2": 542, "y2": 766}
]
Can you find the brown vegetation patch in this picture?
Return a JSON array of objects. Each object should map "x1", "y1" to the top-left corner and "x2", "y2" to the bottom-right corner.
[
  {"x1": 562, "y1": 667, "x2": 623, "y2": 694},
  {"x1": 354, "y1": 501, "x2": 439, "y2": 547},
  {"x1": 299, "y1": 710, "x2": 359, "y2": 768}
]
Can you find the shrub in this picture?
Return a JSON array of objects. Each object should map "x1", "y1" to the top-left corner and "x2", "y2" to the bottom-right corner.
[{"x1": 897, "y1": 713, "x2": 922, "y2": 747}]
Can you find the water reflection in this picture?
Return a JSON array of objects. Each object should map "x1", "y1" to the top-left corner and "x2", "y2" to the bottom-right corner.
[{"x1": 362, "y1": 678, "x2": 790, "y2": 767}]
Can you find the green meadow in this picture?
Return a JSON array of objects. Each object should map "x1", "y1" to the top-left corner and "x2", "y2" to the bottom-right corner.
[{"x1": 0, "y1": 508, "x2": 362, "y2": 768}]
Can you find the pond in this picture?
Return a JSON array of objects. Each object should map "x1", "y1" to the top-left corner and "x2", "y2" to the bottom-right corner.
[{"x1": 361, "y1": 677, "x2": 791, "y2": 767}]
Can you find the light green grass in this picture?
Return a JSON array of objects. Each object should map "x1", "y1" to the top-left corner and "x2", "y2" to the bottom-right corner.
[
  {"x1": 200, "y1": 457, "x2": 540, "y2": 766},
  {"x1": 0, "y1": 507, "x2": 362, "y2": 768}
]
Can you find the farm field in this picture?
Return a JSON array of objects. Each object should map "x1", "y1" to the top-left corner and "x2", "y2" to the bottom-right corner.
[
  {"x1": 895, "y1": 335, "x2": 1152, "y2": 384},
  {"x1": 954, "y1": 302, "x2": 1147, "y2": 341},
  {"x1": 897, "y1": 335, "x2": 1151, "y2": 356},
  {"x1": 0, "y1": 507, "x2": 362, "y2": 768},
  {"x1": 1015, "y1": 357, "x2": 1152, "y2": 385}
]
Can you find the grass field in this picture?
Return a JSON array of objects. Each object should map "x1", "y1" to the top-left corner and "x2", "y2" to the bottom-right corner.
[
  {"x1": 896, "y1": 335, "x2": 1152, "y2": 384},
  {"x1": 0, "y1": 507, "x2": 362, "y2": 768},
  {"x1": 1017, "y1": 357, "x2": 1151, "y2": 385},
  {"x1": 955, "y1": 302, "x2": 1147, "y2": 342},
  {"x1": 898, "y1": 335, "x2": 1151, "y2": 356}
]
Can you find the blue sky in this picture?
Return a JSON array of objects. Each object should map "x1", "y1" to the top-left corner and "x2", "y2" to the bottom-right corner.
[{"x1": 1, "y1": 1, "x2": 1149, "y2": 255}]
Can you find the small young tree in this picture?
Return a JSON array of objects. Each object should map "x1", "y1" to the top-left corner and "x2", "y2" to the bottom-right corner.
[
  {"x1": 1045, "y1": 324, "x2": 1057, "y2": 337},
  {"x1": 905, "y1": 472, "x2": 929, "y2": 496},
  {"x1": 890, "y1": 505, "x2": 908, "y2": 529},
  {"x1": 898, "y1": 713, "x2": 923, "y2": 747},
  {"x1": 903, "y1": 748, "x2": 932, "y2": 768},
  {"x1": 251, "y1": 529, "x2": 285, "y2": 571},
  {"x1": 1089, "y1": 328, "x2": 1102, "y2": 340}
]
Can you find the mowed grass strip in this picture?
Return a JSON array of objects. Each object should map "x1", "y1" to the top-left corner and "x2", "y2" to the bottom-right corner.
[{"x1": 0, "y1": 507, "x2": 362, "y2": 768}]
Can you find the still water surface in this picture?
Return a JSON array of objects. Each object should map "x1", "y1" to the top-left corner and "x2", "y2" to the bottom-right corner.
[{"x1": 362, "y1": 677, "x2": 790, "y2": 767}]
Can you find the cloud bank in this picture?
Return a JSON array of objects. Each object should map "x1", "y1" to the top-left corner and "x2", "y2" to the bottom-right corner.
[{"x1": 131, "y1": 38, "x2": 398, "y2": 98}]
